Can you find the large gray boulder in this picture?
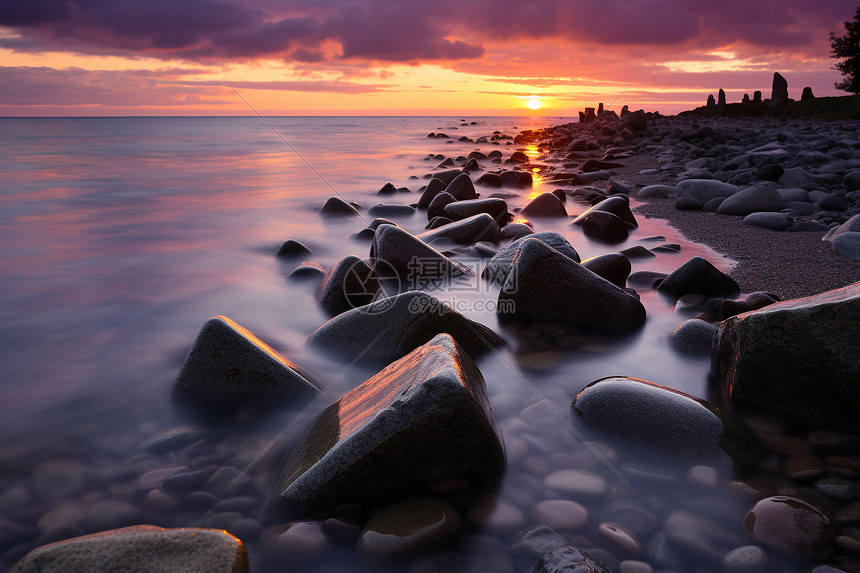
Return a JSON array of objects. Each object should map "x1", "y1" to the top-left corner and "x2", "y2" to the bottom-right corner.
[
  {"x1": 520, "y1": 193, "x2": 568, "y2": 218},
  {"x1": 370, "y1": 224, "x2": 472, "y2": 286},
  {"x1": 676, "y1": 180, "x2": 740, "y2": 203},
  {"x1": 444, "y1": 173, "x2": 478, "y2": 200},
  {"x1": 11, "y1": 525, "x2": 248, "y2": 573},
  {"x1": 172, "y1": 316, "x2": 320, "y2": 416},
  {"x1": 482, "y1": 232, "x2": 580, "y2": 286},
  {"x1": 716, "y1": 186, "x2": 785, "y2": 216},
  {"x1": 497, "y1": 239, "x2": 645, "y2": 333},
  {"x1": 274, "y1": 334, "x2": 504, "y2": 513},
  {"x1": 417, "y1": 178, "x2": 447, "y2": 209},
  {"x1": 443, "y1": 197, "x2": 509, "y2": 224},
  {"x1": 308, "y1": 290, "x2": 504, "y2": 363},
  {"x1": 417, "y1": 213, "x2": 501, "y2": 245},
  {"x1": 573, "y1": 377, "x2": 763, "y2": 474},
  {"x1": 713, "y1": 281, "x2": 860, "y2": 430}
]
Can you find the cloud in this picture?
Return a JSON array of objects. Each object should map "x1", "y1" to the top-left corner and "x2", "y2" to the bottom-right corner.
[{"x1": 3, "y1": 0, "x2": 851, "y2": 66}]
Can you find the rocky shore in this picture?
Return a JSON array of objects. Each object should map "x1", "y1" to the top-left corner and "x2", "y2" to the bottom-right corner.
[{"x1": 7, "y1": 111, "x2": 860, "y2": 573}]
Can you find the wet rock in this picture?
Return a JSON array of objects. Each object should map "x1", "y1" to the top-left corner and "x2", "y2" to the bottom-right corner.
[
  {"x1": 597, "y1": 522, "x2": 642, "y2": 557},
  {"x1": 816, "y1": 478, "x2": 860, "y2": 501},
  {"x1": 600, "y1": 505, "x2": 657, "y2": 537},
  {"x1": 576, "y1": 211, "x2": 629, "y2": 242},
  {"x1": 743, "y1": 212, "x2": 791, "y2": 230},
  {"x1": 418, "y1": 178, "x2": 447, "y2": 209},
  {"x1": 544, "y1": 469, "x2": 609, "y2": 500},
  {"x1": 532, "y1": 500, "x2": 589, "y2": 531},
  {"x1": 426, "y1": 216, "x2": 453, "y2": 229},
  {"x1": 275, "y1": 239, "x2": 312, "y2": 258},
  {"x1": 501, "y1": 223, "x2": 534, "y2": 241},
  {"x1": 573, "y1": 377, "x2": 763, "y2": 474},
  {"x1": 627, "y1": 271, "x2": 666, "y2": 290},
  {"x1": 669, "y1": 318, "x2": 717, "y2": 355},
  {"x1": 11, "y1": 525, "x2": 248, "y2": 573},
  {"x1": 476, "y1": 173, "x2": 502, "y2": 187},
  {"x1": 657, "y1": 256, "x2": 739, "y2": 300},
  {"x1": 275, "y1": 334, "x2": 504, "y2": 512},
  {"x1": 511, "y1": 525, "x2": 568, "y2": 573},
  {"x1": 431, "y1": 169, "x2": 463, "y2": 186},
  {"x1": 358, "y1": 496, "x2": 461, "y2": 558},
  {"x1": 418, "y1": 213, "x2": 501, "y2": 245},
  {"x1": 573, "y1": 196, "x2": 637, "y2": 227},
  {"x1": 520, "y1": 193, "x2": 567, "y2": 218},
  {"x1": 637, "y1": 185, "x2": 675, "y2": 199},
  {"x1": 443, "y1": 198, "x2": 509, "y2": 224},
  {"x1": 466, "y1": 495, "x2": 524, "y2": 532},
  {"x1": 721, "y1": 544, "x2": 769, "y2": 572},
  {"x1": 713, "y1": 282, "x2": 860, "y2": 430},
  {"x1": 677, "y1": 179, "x2": 740, "y2": 203},
  {"x1": 482, "y1": 232, "x2": 580, "y2": 286},
  {"x1": 498, "y1": 239, "x2": 645, "y2": 333},
  {"x1": 368, "y1": 204, "x2": 416, "y2": 218},
  {"x1": 445, "y1": 173, "x2": 478, "y2": 200},
  {"x1": 171, "y1": 316, "x2": 320, "y2": 417},
  {"x1": 288, "y1": 261, "x2": 325, "y2": 281},
  {"x1": 581, "y1": 253, "x2": 632, "y2": 289},
  {"x1": 370, "y1": 224, "x2": 472, "y2": 284},
  {"x1": 427, "y1": 191, "x2": 458, "y2": 220},
  {"x1": 319, "y1": 197, "x2": 359, "y2": 217},
  {"x1": 500, "y1": 170, "x2": 533, "y2": 189},
  {"x1": 744, "y1": 496, "x2": 835, "y2": 559},
  {"x1": 754, "y1": 164, "x2": 784, "y2": 182},
  {"x1": 619, "y1": 246, "x2": 654, "y2": 260},
  {"x1": 308, "y1": 292, "x2": 503, "y2": 364},
  {"x1": 665, "y1": 510, "x2": 746, "y2": 565},
  {"x1": 316, "y1": 255, "x2": 381, "y2": 316},
  {"x1": 533, "y1": 545, "x2": 613, "y2": 573}
]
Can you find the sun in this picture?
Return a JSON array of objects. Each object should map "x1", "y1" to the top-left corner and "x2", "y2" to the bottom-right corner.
[{"x1": 527, "y1": 97, "x2": 541, "y2": 110}]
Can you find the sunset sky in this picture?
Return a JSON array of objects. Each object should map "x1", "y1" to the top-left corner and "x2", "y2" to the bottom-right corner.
[{"x1": 0, "y1": 0, "x2": 857, "y2": 116}]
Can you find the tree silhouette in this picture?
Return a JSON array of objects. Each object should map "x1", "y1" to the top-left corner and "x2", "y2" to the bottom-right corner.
[{"x1": 830, "y1": 7, "x2": 860, "y2": 94}]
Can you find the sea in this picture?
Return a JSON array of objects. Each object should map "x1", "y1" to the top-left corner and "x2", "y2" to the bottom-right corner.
[{"x1": 0, "y1": 116, "x2": 773, "y2": 572}]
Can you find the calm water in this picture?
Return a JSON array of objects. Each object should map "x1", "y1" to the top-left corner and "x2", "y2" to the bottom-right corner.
[{"x1": 0, "y1": 116, "x2": 748, "y2": 571}]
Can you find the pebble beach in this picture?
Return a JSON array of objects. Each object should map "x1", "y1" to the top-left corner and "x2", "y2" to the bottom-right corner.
[{"x1": 3, "y1": 110, "x2": 860, "y2": 573}]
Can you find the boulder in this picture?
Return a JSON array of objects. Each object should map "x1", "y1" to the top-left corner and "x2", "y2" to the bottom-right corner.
[
  {"x1": 657, "y1": 257, "x2": 739, "y2": 300},
  {"x1": 367, "y1": 204, "x2": 416, "y2": 218},
  {"x1": 637, "y1": 185, "x2": 675, "y2": 199},
  {"x1": 676, "y1": 180, "x2": 740, "y2": 203},
  {"x1": 533, "y1": 546, "x2": 613, "y2": 573},
  {"x1": 497, "y1": 239, "x2": 645, "y2": 333},
  {"x1": 316, "y1": 256, "x2": 381, "y2": 316},
  {"x1": 172, "y1": 316, "x2": 320, "y2": 417},
  {"x1": 445, "y1": 173, "x2": 479, "y2": 200},
  {"x1": 443, "y1": 198, "x2": 509, "y2": 224},
  {"x1": 482, "y1": 232, "x2": 581, "y2": 286},
  {"x1": 580, "y1": 253, "x2": 631, "y2": 289},
  {"x1": 11, "y1": 525, "x2": 248, "y2": 573},
  {"x1": 832, "y1": 231, "x2": 860, "y2": 260},
  {"x1": 476, "y1": 173, "x2": 502, "y2": 187},
  {"x1": 501, "y1": 223, "x2": 534, "y2": 241},
  {"x1": 744, "y1": 496, "x2": 835, "y2": 560},
  {"x1": 520, "y1": 193, "x2": 568, "y2": 218},
  {"x1": 427, "y1": 191, "x2": 457, "y2": 220},
  {"x1": 716, "y1": 187, "x2": 784, "y2": 216},
  {"x1": 276, "y1": 240, "x2": 312, "y2": 258},
  {"x1": 274, "y1": 334, "x2": 504, "y2": 513},
  {"x1": 713, "y1": 282, "x2": 860, "y2": 430},
  {"x1": 307, "y1": 291, "x2": 504, "y2": 364},
  {"x1": 576, "y1": 211, "x2": 629, "y2": 242},
  {"x1": 769, "y1": 72, "x2": 789, "y2": 110},
  {"x1": 572, "y1": 377, "x2": 763, "y2": 474},
  {"x1": 319, "y1": 197, "x2": 359, "y2": 217},
  {"x1": 669, "y1": 319, "x2": 717, "y2": 354},
  {"x1": 500, "y1": 170, "x2": 533, "y2": 189},
  {"x1": 418, "y1": 213, "x2": 501, "y2": 245},
  {"x1": 370, "y1": 224, "x2": 472, "y2": 286},
  {"x1": 573, "y1": 196, "x2": 637, "y2": 227},
  {"x1": 417, "y1": 178, "x2": 447, "y2": 209},
  {"x1": 431, "y1": 169, "x2": 463, "y2": 186}
]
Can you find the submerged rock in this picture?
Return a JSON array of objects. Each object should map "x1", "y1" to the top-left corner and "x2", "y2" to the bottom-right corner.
[
  {"x1": 520, "y1": 193, "x2": 567, "y2": 218},
  {"x1": 274, "y1": 334, "x2": 504, "y2": 513},
  {"x1": 497, "y1": 239, "x2": 645, "y2": 333},
  {"x1": 482, "y1": 232, "x2": 580, "y2": 286},
  {"x1": 572, "y1": 377, "x2": 763, "y2": 474},
  {"x1": 744, "y1": 496, "x2": 835, "y2": 560},
  {"x1": 172, "y1": 316, "x2": 320, "y2": 417},
  {"x1": 443, "y1": 197, "x2": 509, "y2": 224},
  {"x1": 713, "y1": 281, "x2": 860, "y2": 430},
  {"x1": 580, "y1": 253, "x2": 631, "y2": 289},
  {"x1": 357, "y1": 496, "x2": 461, "y2": 558},
  {"x1": 11, "y1": 525, "x2": 248, "y2": 573},
  {"x1": 276, "y1": 239, "x2": 312, "y2": 258},
  {"x1": 533, "y1": 546, "x2": 613, "y2": 573},
  {"x1": 418, "y1": 213, "x2": 501, "y2": 245},
  {"x1": 572, "y1": 196, "x2": 637, "y2": 227},
  {"x1": 307, "y1": 291, "x2": 504, "y2": 363},
  {"x1": 319, "y1": 197, "x2": 359, "y2": 217},
  {"x1": 575, "y1": 211, "x2": 629, "y2": 242},
  {"x1": 445, "y1": 173, "x2": 478, "y2": 200},
  {"x1": 417, "y1": 178, "x2": 447, "y2": 209}
]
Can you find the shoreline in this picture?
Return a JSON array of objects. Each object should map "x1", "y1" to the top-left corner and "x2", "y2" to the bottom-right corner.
[{"x1": 580, "y1": 119, "x2": 860, "y2": 301}]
